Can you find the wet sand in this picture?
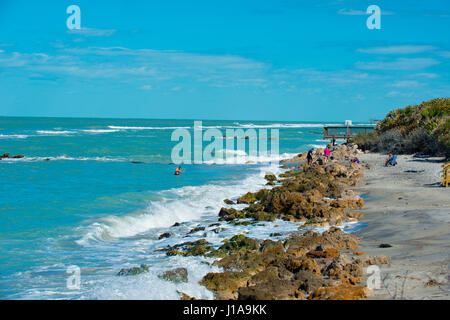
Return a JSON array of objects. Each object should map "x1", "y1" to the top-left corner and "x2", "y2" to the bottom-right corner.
[{"x1": 355, "y1": 153, "x2": 450, "y2": 299}]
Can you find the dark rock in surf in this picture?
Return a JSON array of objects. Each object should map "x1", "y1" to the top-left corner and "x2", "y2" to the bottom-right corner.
[
  {"x1": 188, "y1": 226, "x2": 205, "y2": 234},
  {"x1": 209, "y1": 223, "x2": 221, "y2": 227},
  {"x1": 159, "y1": 232, "x2": 172, "y2": 240},
  {"x1": 264, "y1": 173, "x2": 277, "y2": 181},
  {"x1": 159, "y1": 267, "x2": 188, "y2": 283},
  {"x1": 237, "y1": 192, "x2": 257, "y2": 204},
  {"x1": 117, "y1": 264, "x2": 149, "y2": 276},
  {"x1": 218, "y1": 207, "x2": 245, "y2": 221}
]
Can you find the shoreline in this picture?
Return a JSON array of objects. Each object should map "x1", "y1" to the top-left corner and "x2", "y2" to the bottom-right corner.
[
  {"x1": 186, "y1": 144, "x2": 386, "y2": 300},
  {"x1": 187, "y1": 147, "x2": 449, "y2": 300}
]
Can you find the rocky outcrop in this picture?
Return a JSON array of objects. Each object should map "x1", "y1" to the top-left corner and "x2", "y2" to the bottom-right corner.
[
  {"x1": 198, "y1": 227, "x2": 379, "y2": 300},
  {"x1": 197, "y1": 144, "x2": 382, "y2": 300},
  {"x1": 222, "y1": 155, "x2": 366, "y2": 226},
  {"x1": 309, "y1": 284, "x2": 369, "y2": 300}
]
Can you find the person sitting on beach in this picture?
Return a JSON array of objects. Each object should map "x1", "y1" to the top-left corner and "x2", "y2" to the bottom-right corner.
[
  {"x1": 323, "y1": 146, "x2": 331, "y2": 163},
  {"x1": 351, "y1": 157, "x2": 360, "y2": 164},
  {"x1": 174, "y1": 166, "x2": 183, "y2": 175},
  {"x1": 385, "y1": 155, "x2": 398, "y2": 167},
  {"x1": 307, "y1": 148, "x2": 314, "y2": 166},
  {"x1": 384, "y1": 154, "x2": 393, "y2": 166}
]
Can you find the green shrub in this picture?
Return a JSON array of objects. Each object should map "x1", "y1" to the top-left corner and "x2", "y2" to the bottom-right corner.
[{"x1": 352, "y1": 98, "x2": 449, "y2": 158}]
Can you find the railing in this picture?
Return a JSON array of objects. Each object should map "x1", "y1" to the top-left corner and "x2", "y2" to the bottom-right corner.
[
  {"x1": 442, "y1": 162, "x2": 450, "y2": 187},
  {"x1": 323, "y1": 126, "x2": 375, "y2": 140}
]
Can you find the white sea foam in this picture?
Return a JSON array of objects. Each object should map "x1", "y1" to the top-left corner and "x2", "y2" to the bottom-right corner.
[
  {"x1": 78, "y1": 255, "x2": 220, "y2": 300},
  {"x1": 76, "y1": 164, "x2": 283, "y2": 244},
  {"x1": 36, "y1": 130, "x2": 75, "y2": 135},
  {"x1": 308, "y1": 144, "x2": 327, "y2": 149},
  {"x1": 202, "y1": 152, "x2": 295, "y2": 165},
  {"x1": 0, "y1": 155, "x2": 127, "y2": 163},
  {"x1": 229, "y1": 123, "x2": 337, "y2": 128},
  {"x1": 108, "y1": 125, "x2": 190, "y2": 130},
  {"x1": 34, "y1": 129, "x2": 119, "y2": 136},
  {"x1": 0, "y1": 134, "x2": 28, "y2": 139},
  {"x1": 81, "y1": 129, "x2": 120, "y2": 133}
]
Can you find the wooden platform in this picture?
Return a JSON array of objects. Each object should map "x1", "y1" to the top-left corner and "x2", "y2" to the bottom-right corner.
[{"x1": 323, "y1": 126, "x2": 375, "y2": 142}]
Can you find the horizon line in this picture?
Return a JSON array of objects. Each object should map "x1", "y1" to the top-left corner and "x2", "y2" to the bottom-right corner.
[{"x1": 0, "y1": 115, "x2": 374, "y2": 123}]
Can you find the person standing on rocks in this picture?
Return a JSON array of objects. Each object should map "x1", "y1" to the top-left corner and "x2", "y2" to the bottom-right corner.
[
  {"x1": 307, "y1": 148, "x2": 314, "y2": 166},
  {"x1": 324, "y1": 146, "x2": 331, "y2": 164}
]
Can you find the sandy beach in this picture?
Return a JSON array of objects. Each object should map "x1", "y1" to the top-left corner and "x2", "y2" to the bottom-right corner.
[{"x1": 356, "y1": 153, "x2": 450, "y2": 299}]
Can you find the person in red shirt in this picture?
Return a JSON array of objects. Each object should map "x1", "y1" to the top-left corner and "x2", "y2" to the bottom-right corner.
[{"x1": 323, "y1": 146, "x2": 331, "y2": 163}]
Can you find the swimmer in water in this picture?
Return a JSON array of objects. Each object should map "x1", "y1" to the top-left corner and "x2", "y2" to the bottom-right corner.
[{"x1": 174, "y1": 166, "x2": 183, "y2": 175}]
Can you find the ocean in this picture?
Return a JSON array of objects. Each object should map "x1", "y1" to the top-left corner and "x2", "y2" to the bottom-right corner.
[{"x1": 0, "y1": 117, "x2": 367, "y2": 299}]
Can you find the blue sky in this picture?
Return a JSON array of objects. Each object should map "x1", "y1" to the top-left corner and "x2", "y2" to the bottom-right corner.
[{"x1": 0, "y1": 0, "x2": 449, "y2": 121}]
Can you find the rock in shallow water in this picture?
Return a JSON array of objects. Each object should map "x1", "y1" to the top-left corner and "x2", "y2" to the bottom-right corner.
[
  {"x1": 117, "y1": 264, "x2": 149, "y2": 276},
  {"x1": 264, "y1": 173, "x2": 277, "y2": 181},
  {"x1": 188, "y1": 226, "x2": 205, "y2": 234},
  {"x1": 159, "y1": 267, "x2": 188, "y2": 283},
  {"x1": 223, "y1": 199, "x2": 235, "y2": 205},
  {"x1": 159, "y1": 232, "x2": 171, "y2": 239}
]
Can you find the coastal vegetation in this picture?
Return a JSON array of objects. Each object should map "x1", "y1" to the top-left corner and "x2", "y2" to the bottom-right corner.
[{"x1": 351, "y1": 98, "x2": 450, "y2": 158}]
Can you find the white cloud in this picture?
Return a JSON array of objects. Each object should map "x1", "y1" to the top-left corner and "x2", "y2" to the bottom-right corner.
[
  {"x1": 0, "y1": 51, "x2": 51, "y2": 67},
  {"x1": 292, "y1": 69, "x2": 370, "y2": 85},
  {"x1": 438, "y1": 51, "x2": 450, "y2": 58},
  {"x1": 358, "y1": 45, "x2": 436, "y2": 54},
  {"x1": 0, "y1": 46, "x2": 269, "y2": 89},
  {"x1": 356, "y1": 58, "x2": 440, "y2": 70},
  {"x1": 338, "y1": 8, "x2": 367, "y2": 15},
  {"x1": 385, "y1": 91, "x2": 414, "y2": 98},
  {"x1": 391, "y1": 80, "x2": 420, "y2": 88},
  {"x1": 64, "y1": 47, "x2": 266, "y2": 70},
  {"x1": 413, "y1": 73, "x2": 440, "y2": 79},
  {"x1": 67, "y1": 28, "x2": 116, "y2": 37},
  {"x1": 139, "y1": 85, "x2": 152, "y2": 90},
  {"x1": 338, "y1": 8, "x2": 394, "y2": 16}
]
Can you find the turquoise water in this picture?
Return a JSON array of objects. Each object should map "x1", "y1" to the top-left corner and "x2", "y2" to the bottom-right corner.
[{"x1": 0, "y1": 117, "x2": 365, "y2": 299}]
